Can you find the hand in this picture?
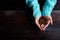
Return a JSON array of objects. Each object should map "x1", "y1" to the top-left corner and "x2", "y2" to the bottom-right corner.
[
  {"x1": 35, "y1": 16, "x2": 53, "y2": 31},
  {"x1": 35, "y1": 16, "x2": 41, "y2": 30}
]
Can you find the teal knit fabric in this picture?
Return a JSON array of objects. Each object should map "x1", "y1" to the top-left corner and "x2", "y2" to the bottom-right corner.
[
  {"x1": 26, "y1": 0, "x2": 57, "y2": 18},
  {"x1": 42, "y1": 0, "x2": 57, "y2": 16}
]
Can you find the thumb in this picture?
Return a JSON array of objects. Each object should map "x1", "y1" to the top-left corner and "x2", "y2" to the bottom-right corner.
[
  {"x1": 35, "y1": 17, "x2": 42, "y2": 30},
  {"x1": 49, "y1": 16, "x2": 53, "y2": 25}
]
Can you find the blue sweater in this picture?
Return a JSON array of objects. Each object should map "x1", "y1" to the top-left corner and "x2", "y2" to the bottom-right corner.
[{"x1": 26, "y1": 0, "x2": 57, "y2": 18}]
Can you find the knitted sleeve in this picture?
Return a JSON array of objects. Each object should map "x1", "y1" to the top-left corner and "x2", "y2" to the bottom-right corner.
[
  {"x1": 26, "y1": 0, "x2": 41, "y2": 18},
  {"x1": 42, "y1": 0, "x2": 57, "y2": 16}
]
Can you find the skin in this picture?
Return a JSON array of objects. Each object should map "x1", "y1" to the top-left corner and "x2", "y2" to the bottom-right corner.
[
  {"x1": 26, "y1": 0, "x2": 57, "y2": 31},
  {"x1": 35, "y1": 16, "x2": 53, "y2": 31}
]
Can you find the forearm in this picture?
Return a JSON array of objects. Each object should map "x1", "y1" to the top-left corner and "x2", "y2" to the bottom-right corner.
[
  {"x1": 26, "y1": 0, "x2": 41, "y2": 18},
  {"x1": 42, "y1": 0, "x2": 57, "y2": 16}
]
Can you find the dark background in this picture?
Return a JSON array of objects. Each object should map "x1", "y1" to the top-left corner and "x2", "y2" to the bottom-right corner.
[
  {"x1": 0, "y1": 0, "x2": 60, "y2": 40},
  {"x1": 0, "y1": 0, "x2": 60, "y2": 10},
  {"x1": 54, "y1": 0, "x2": 60, "y2": 10}
]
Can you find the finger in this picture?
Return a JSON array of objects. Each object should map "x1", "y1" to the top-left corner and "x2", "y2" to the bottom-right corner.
[
  {"x1": 35, "y1": 21, "x2": 42, "y2": 30},
  {"x1": 49, "y1": 16, "x2": 53, "y2": 25},
  {"x1": 43, "y1": 20, "x2": 50, "y2": 30},
  {"x1": 50, "y1": 17, "x2": 53, "y2": 25},
  {"x1": 40, "y1": 24, "x2": 45, "y2": 31},
  {"x1": 35, "y1": 17, "x2": 43, "y2": 30},
  {"x1": 35, "y1": 20, "x2": 42, "y2": 30},
  {"x1": 41, "y1": 24, "x2": 44, "y2": 29},
  {"x1": 40, "y1": 24, "x2": 45, "y2": 30}
]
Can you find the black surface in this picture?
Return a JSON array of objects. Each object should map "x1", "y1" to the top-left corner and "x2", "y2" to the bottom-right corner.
[
  {"x1": 0, "y1": 0, "x2": 60, "y2": 10},
  {"x1": 0, "y1": 0, "x2": 60, "y2": 40},
  {"x1": 0, "y1": 10, "x2": 60, "y2": 40}
]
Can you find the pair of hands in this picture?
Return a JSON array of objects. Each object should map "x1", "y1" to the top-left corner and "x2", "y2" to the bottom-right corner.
[{"x1": 35, "y1": 16, "x2": 53, "y2": 31}]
